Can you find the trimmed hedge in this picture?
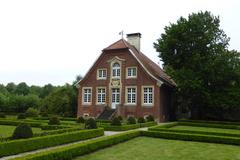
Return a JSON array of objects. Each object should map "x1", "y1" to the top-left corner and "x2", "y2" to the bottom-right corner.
[
  {"x1": 0, "y1": 119, "x2": 42, "y2": 127},
  {"x1": 11, "y1": 131, "x2": 141, "y2": 160},
  {"x1": 148, "y1": 122, "x2": 178, "y2": 130},
  {"x1": 102, "y1": 124, "x2": 140, "y2": 131},
  {"x1": 41, "y1": 124, "x2": 70, "y2": 130},
  {"x1": 0, "y1": 128, "x2": 104, "y2": 157},
  {"x1": 139, "y1": 121, "x2": 157, "y2": 128},
  {"x1": 179, "y1": 119, "x2": 240, "y2": 126},
  {"x1": 33, "y1": 127, "x2": 83, "y2": 137},
  {"x1": 141, "y1": 130, "x2": 240, "y2": 146}
]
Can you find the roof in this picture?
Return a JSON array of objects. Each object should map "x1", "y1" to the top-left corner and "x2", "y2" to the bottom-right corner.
[{"x1": 104, "y1": 39, "x2": 176, "y2": 87}]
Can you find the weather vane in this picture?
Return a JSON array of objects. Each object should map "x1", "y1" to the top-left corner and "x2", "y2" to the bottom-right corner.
[{"x1": 119, "y1": 30, "x2": 124, "y2": 39}]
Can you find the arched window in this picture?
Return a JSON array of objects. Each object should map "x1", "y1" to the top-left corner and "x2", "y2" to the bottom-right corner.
[{"x1": 112, "y1": 62, "x2": 120, "y2": 78}]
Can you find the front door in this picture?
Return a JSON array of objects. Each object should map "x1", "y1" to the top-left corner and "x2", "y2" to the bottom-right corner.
[{"x1": 111, "y1": 88, "x2": 120, "y2": 109}]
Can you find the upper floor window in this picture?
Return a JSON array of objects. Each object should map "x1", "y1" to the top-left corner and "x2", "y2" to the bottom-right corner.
[
  {"x1": 127, "y1": 67, "x2": 137, "y2": 78},
  {"x1": 82, "y1": 87, "x2": 92, "y2": 104},
  {"x1": 142, "y1": 86, "x2": 154, "y2": 105},
  {"x1": 112, "y1": 62, "x2": 120, "y2": 78},
  {"x1": 97, "y1": 69, "x2": 107, "y2": 80}
]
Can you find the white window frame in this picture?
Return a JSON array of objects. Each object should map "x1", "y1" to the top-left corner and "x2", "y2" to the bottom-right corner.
[
  {"x1": 97, "y1": 69, "x2": 107, "y2": 80},
  {"x1": 125, "y1": 86, "x2": 137, "y2": 105},
  {"x1": 96, "y1": 87, "x2": 106, "y2": 105},
  {"x1": 112, "y1": 62, "x2": 121, "y2": 79},
  {"x1": 82, "y1": 87, "x2": 92, "y2": 105},
  {"x1": 111, "y1": 88, "x2": 120, "y2": 104},
  {"x1": 126, "y1": 67, "x2": 137, "y2": 79},
  {"x1": 141, "y1": 86, "x2": 154, "y2": 106}
]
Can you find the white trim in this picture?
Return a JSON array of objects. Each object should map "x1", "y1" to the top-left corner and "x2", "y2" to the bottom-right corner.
[
  {"x1": 126, "y1": 67, "x2": 137, "y2": 79},
  {"x1": 125, "y1": 86, "x2": 137, "y2": 105},
  {"x1": 97, "y1": 68, "x2": 107, "y2": 80},
  {"x1": 141, "y1": 85, "x2": 154, "y2": 107},
  {"x1": 82, "y1": 87, "x2": 92, "y2": 105},
  {"x1": 96, "y1": 87, "x2": 106, "y2": 105}
]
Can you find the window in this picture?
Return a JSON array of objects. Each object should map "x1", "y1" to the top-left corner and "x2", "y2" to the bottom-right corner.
[
  {"x1": 126, "y1": 87, "x2": 136, "y2": 104},
  {"x1": 97, "y1": 69, "x2": 107, "y2": 79},
  {"x1": 127, "y1": 67, "x2": 137, "y2": 78},
  {"x1": 97, "y1": 88, "x2": 106, "y2": 104},
  {"x1": 112, "y1": 88, "x2": 120, "y2": 103},
  {"x1": 112, "y1": 62, "x2": 120, "y2": 78},
  {"x1": 82, "y1": 88, "x2": 92, "y2": 104},
  {"x1": 142, "y1": 87, "x2": 153, "y2": 105}
]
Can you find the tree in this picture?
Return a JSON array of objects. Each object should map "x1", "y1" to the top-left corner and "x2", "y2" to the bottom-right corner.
[
  {"x1": 154, "y1": 11, "x2": 240, "y2": 120},
  {"x1": 6, "y1": 82, "x2": 16, "y2": 94},
  {"x1": 15, "y1": 82, "x2": 30, "y2": 95}
]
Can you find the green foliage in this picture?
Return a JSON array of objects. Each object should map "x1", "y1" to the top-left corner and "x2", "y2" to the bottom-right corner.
[
  {"x1": 15, "y1": 82, "x2": 30, "y2": 96},
  {"x1": 127, "y1": 117, "x2": 136, "y2": 124},
  {"x1": 26, "y1": 107, "x2": 39, "y2": 117},
  {"x1": 41, "y1": 124, "x2": 69, "y2": 130},
  {"x1": 139, "y1": 121, "x2": 157, "y2": 128},
  {"x1": 117, "y1": 116, "x2": 123, "y2": 121},
  {"x1": 101, "y1": 124, "x2": 140, "y2": 131},
  {"x1": 17, "y1": 113, "x2": 26, "y2": 119},
  {"x1": 48, "y1": 116, "x2": 60, "y2": 125},
  {"x1": 146, "y1": 115, "x2": 154, "y2": 122},
  {"x1": 85, "y1": 118, "x2": 97, "y2": 129},
  {"x1": 0, "y1": 119, "x2": 42, "y2": 127},
  {"x1": 111, "y1": 117, "x2": 122, "y2": 126},
  {"x1": 76, "y1": 116, "x2": 85, "y2": 123},
  {"x1": 137, "y1": 117, "x2": 145, "y2": 123},
  {"x1": 0, "y1": 128, "x2": 104, "y2": 157},
  {"x1": 0, "y1": 112, "x2": 6, "y2": 118},
  {"x1": 12, "y1": 123, "x2": 33, "y2": 139}
]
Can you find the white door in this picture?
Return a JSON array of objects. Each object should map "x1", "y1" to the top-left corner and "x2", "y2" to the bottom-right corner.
[{"x1": 111, "y1": 88, "x2": 120, "y2": 109}]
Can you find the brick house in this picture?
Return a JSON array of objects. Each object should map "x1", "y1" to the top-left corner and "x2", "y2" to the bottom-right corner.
[{"x1": 76, "y1": 33, "x2": 176, "y2": 122}]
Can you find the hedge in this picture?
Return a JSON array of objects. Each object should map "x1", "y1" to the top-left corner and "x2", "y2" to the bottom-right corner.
[
  {"x1": 0, "y1": 119, "x2": 42, "y2": 127},
  {"x1": 179, "y1": 119, "x2": 240, "y2": 126},
  {"x1": 141, "y1": 130, "x2": 240, "y2": 146},
  {"x1": 40, "y1": 124, "x2": 70, "y2": 130},
  {"x1": 34, "y1": 117, "x2": 77, "y2": 122},
  {"x1": 0, "y1": 128, "x2": 104, "y2": 157},
  {"x1": 11, "y1": 130, "x2": 140, "y2": 160},
  {"x1": 101, "y1": 124, "x2": 140, "y2": 131},
  {"x1": 33, "y1": 127, "x2": 83, "y2": 137},
  {"x1": 139, "y1": 121, "x2": 157, "y2": 128}
]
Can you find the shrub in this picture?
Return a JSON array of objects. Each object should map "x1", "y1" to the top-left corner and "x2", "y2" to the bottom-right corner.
[
  {"x1": 41, "y1": 125, "x2": 68, "y2": 130},
  {"x1": 137, "y1": 117, "x2": 145, "y2": 123},
  {"x1": 102, "y1": 124, "x2": 140, "y2": 131},
  {"x1": 40, "y1": 112, "x2": 48, "y2": 117},
  {"x1": 76, "y1": 116, "x2": 85, "y2": 123},
  {"x1": 12, "y1": 123, "x2": 33, "y2": 139},
  {"x1": 117, "y1": 116, "x2": 123, "y2": 121},
  {"x1": 127, "y1": 116, "x2": 136, "y2": 124},
  {"x1": 48, "y1": 116, "x2": 60, "y2": 125},
  {"x1": 26, "y1": 107, "x2": 39, "y2": 117},
  {"x1": 17, "y1": 113, "x2": 26, "y2": 119},
  {"x1": 140, "y1": 121, "x2": 157, "y2": 128},
  {"x1": 111, "y1": 117, "x2": 122, "y2": 126},
  {"x1": 146, "y1": 115, "x2": 154, "y2": 122},
  {"x1": 0, "y1": 113, "x2": 6, "y2": 118},
  {"x1": 85, "y1": 118, "x2": 97, "y2": 129}
]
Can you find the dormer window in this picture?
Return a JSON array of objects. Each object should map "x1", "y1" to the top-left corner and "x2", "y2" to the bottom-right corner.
[
  {"x1": 112, "y1": 62, "x2": 120, "y2": 78},
  {"x1": 97, "y1": 69, "x2": 107, "y2": 80}
]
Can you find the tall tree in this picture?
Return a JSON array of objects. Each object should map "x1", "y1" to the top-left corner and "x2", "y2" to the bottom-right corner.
[{"x1": 15, "y1": 82, "x2": 30, "y2": 95}]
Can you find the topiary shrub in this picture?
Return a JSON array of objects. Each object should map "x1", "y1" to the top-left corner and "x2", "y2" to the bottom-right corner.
[
  {"x1": 12, "y1": 123, "x2": 33, "y2": 139},
  {"x1": 138, "y1": 117, "x2": 145, "y2": 123},
  {"x1": 26, "y1": 107, "x2": 39, "y2": 117},
  {"x1": 117, "y1": 116, "x2": 123, "y2": 121},
  {"x1": 127, "y1": 116, "x2": 136, "y2": 124},
  {"x1": 0, "y1": 112, "x2": 6, "y2": 118},
  {"x1": 146, "y1": 115, "x2": 154, "y2": 122},
  {"x1": 76, "y1": 116, "x2": 85, "y2": 123},
  {"x1": 48, "y1": 116, "x2": 60, "y2": 125},
  {"x1": 85, "y1": 118, "x2": 97, "y2": 129},
  {"x1": 17, "y1": 113, "x2": 26, "y2": 119},
  {"x1": 111, "y1": 117, "x2": 122, "y2": 126}
]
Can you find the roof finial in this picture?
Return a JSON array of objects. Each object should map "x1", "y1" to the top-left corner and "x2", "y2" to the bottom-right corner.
[{"x1": 119, "y1": 30, "x2": 124, "y2": 39}]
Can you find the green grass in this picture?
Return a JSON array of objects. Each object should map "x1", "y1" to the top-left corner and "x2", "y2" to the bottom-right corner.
[
  {"x1": 75, "y1": 137, "x2": 240, "y2": 160},
  {"x1": 171, "y1": 125, "x2": 240, "y2": 134},
  {"x1": 0, "y1": 125, "x2": 42, "y2": 138}
]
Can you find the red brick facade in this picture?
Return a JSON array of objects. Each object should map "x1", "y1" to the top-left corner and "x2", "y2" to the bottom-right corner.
[{"x1": 77, "y1": 38, "x2": 176, "y2": 122}]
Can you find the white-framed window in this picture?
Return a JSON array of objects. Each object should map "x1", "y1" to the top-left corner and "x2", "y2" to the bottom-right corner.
[
  {"x1": 126, "y1": 67, "x2": 137, "y2": 78},
  {"x1": 112, "y1": 62, "x2": 120, "y2": 78},
  {"x1": 97, "y1": 88, "x2": 106, "y2": 104},
  {"x1": 97, "y1": 69, "x2": 107, "y2": 80},
  {"x1": 82, "y1": 87, "x2": 92, "y2": 104},
  {"x1": 112, "y1": 88, "x2": 120, "y2": 103},
  {"x1": 126, "y1": 87, "x2": 137, "y2": 104},
  {"x1": 142, "y1": 86, "x2": 154, "y2": 106}
]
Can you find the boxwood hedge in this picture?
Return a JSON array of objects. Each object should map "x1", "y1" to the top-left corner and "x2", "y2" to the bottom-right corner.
[{"x1": 102, "y1": 124, "x2": 140, "y2": 131}]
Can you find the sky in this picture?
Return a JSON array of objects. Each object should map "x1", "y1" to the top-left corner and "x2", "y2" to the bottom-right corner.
[{"x1": 0, "y1": 0, "x2": 239, "y2": 86}]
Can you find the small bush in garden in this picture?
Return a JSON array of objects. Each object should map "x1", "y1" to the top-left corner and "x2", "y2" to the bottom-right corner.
[
  {"x1": 117, "y1": 116, "x2": 123, "y2": 121},
  {"x1": 138, "y1": 117, "x2": 145, "y2": 123},
  {"x1": 17, "y1": 113, "x2": 26, "y2": 119},
  {"x1": 12, "y1": 123, "x2": 33, "y2": 139},
  {"x1": 40, "y1": 112, "x2": 48, "y2": 117},
  {"x1": 48, "y1": 116, "x2": 60, "y2": 125},
  {"x1": 85, "y1": 118, "x2": 97, "y2": 129},
  {"x1": 111, "y1": 117, "x2": 122, "y2": 126},
  {"x1": 76, "y1": 116, "x2": 85, "y2": 123},
  {"x1": 146, "y1": 115, "x2": 154, "y2": 122},
  {"x1": 127, "y1": 116, "x2": 136, "y2": 124},
  {"x1": 0, "y1": 112, "x2": 6, "y2": 118},
  {"x1": 26, "y1": 107, "x2": 39, "y2": 117}
]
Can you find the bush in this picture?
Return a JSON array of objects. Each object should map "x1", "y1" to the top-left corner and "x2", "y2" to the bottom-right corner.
[
  {"x1": 41, "y1": 124, "x2": 69, "y2": 130},
  {"x1": 146, "y1": 115, "x2": 154, "y2": 122},
  {"x1": 26, "y1": 107, "x2": 39, "y2": 117},
  {"x1": 127, "y1": 116, "x2": 136, "y2": 124},
  {"x1": 140, "y1": 121, "x2": 157, "y2": 128},
  {"x1": 17, "y1": 113, "x2": 26, "y2": 119},
  {"x1": 0, "y1": 119, "x2": 42, "y2": 127},
  {"x1": 76, "y1": 116, "x2": 85, "y2": 123},
  {"x1": 137, "y1": 117, "x2": 145, "y2": 123},
  {"x1": 85, "y1": 118, "x2": 97, "y2": 129},
  {"x1": 48, "y1": 116, "x2": 60, "y2": 125},
  {"x1": 117, "y1": 116, "x2": 123, "y2": 121},
  {"x1": 12, "y1": 123, "x2": 33, "y2": 139},
  {"x1": 40, "y1": 112, "x2": 48, "y2": 117},
  {"x1": 111, "y1": 117, "x2": 122, "y2": 126},
  {"x1": 102, "y1": 124, "x2": 140, "y2": 131},
  {"x1": 0, "y1": 113, "x2": 6, "y2": 118}
]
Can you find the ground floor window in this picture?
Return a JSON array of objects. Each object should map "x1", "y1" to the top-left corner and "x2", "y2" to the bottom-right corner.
[
  {"x1": 126, "y1": 87, "x2": 136, "y2": 104},
  {"x1": 143, "y1": 87, "x2": 153, "y2": 105},
  {"x1": 97, "y1": 88, "x2": 106, "y2": 104},
  {"x1": 112, "y1": 88, "x2": 120, "y2": 103},
  {"x1": 83, "y1": 88, "x2": 92, "y2": 104}
]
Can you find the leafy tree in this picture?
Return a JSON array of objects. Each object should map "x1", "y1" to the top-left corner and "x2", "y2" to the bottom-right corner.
[
  {"x1": 0, "y1": 93, "x2": 7, "y2": 112},
  {"x1": 154, "y1": 11, "x2": 240, "y2": 120},
  {"x1": 6, "y1": 82, "x2": 16, "y2": 94},
  {"x1": 15, "y1": 82, "x2": 30, "y2": 95},
  {"x1": 39, "y1": 84, "x2": 55, "y2": 98}
]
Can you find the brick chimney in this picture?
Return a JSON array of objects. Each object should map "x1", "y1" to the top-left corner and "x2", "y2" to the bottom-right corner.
[{"x1": 126, "y1": 33, "x2": 141, "y2": 51}]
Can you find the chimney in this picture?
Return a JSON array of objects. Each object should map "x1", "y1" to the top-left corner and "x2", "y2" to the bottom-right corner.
[{"x1": 126, "y1": 33, "x2": 141, "y2": 51}]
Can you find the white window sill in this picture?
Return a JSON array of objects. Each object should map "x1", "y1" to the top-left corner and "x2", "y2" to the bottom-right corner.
[
  {"x1": 124, "y1": 103, "x2": 137, "y2": 106},
  {"x1": 142, "y1": 104, "x2": 154, "y2": 107}
]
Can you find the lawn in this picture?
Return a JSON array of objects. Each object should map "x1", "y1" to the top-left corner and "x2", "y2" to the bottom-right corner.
[
  {"x1": 75, "y1": 137, "x2": 240, "y2": 160},
  {"x1": 0, "y1": 125, "x2": 42, "y2": 138},
  {"x1": 170, "y1": 125, "x2": 240, "y2": 134}
]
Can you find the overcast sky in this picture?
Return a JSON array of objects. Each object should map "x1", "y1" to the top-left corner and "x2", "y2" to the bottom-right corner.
[{"x1": 0, "y1": 0, "x2": 239, "y2": 86}]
